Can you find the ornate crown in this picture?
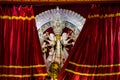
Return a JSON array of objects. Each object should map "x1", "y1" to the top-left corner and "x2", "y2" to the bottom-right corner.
[{"x1": 50, "y1": 7, "x2": 65, "y2": 35}]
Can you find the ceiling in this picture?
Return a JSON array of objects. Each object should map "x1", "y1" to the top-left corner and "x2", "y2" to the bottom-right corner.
[{"x1": 0, "y1": 0, "x2": 120, "y2": 4}]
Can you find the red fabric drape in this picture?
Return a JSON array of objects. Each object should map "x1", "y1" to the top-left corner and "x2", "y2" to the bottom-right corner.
[
  {"x1": 0, "y1": 6, "x2": 47, "y2": 80},
  {"x1": 58, "y1": 5, "x2": 120, "y2": 80}
]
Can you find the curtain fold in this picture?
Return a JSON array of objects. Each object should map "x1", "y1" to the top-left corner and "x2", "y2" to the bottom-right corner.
[
  {"x1": 58, "y1": 5, "x2": 120, "y2": 80},
  {"x1": 0, "y1": 5, "x2": 47, "y2": 80}
]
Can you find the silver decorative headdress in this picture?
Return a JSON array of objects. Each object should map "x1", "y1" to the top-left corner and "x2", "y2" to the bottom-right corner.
[{"x1": 50, "y1": 7, "x2": 65, "y2": 35}]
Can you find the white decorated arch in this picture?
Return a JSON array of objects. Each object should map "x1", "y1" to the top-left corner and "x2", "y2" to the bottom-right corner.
[{"x1": 35, "y1": 7, "x2": 86, "y2": 32}]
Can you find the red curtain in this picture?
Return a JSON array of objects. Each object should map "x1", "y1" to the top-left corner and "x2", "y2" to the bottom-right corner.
[
  {"x1": 58, "y1": 5, "x2": 120, "y2": 80},
  {"x1": 0, "y1": 5, "x2": 47, "y2": 80}
]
